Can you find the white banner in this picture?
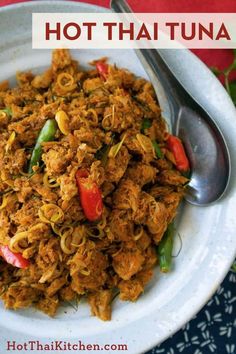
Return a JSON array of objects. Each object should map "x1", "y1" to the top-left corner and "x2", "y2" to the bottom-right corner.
[{"x1": 32, "y1": 13, "x2": 236, "y2": 49}]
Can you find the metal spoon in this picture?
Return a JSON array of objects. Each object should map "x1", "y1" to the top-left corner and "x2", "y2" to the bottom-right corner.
[{"x1": 110, "y1": 0, "x2": 231, "y2": 206}]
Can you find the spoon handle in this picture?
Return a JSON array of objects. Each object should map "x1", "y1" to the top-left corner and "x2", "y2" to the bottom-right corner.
[
  {"x1": 110, "y1": 0, "x2": 188, "y2": 130},
  {"x1": 134, "y1": 49, "x2": 182, "y2": 130}
]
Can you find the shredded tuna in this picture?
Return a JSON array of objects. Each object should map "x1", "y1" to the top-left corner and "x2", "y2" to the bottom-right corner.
[{"x1": 0, "y1": 49, "x2": 186, "y2": 321}]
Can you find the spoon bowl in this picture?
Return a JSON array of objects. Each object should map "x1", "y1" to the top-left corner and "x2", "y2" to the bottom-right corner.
[{"x1": 177, "y1": 106, "x2": 230, "y2": 205}]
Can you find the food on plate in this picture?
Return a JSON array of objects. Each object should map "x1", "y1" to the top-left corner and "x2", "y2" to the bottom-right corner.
[{"x1": 0, "y1": 49, "x2": 189, "y2": 320}]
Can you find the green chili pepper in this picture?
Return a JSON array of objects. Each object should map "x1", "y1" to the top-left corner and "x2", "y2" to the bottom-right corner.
[
  {"x1": 158, "y1": 222, "x2": 175, "y2": 273},
  {"x1": 152, "y1": 140, "x2": 163, "y2": 159},
  {"x1": 0, "y1": 107, "x2": 12, "y2": 117},
  {"x1": 28, "y1": 119, "x2": 57, "y2": 174},
  {"x1": 141, "y1": 118, "x2": 152, "y2": 133}
]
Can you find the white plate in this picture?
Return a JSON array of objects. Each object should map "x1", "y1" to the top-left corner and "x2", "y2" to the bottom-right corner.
[{"x1": 0, "y1": 2, "x2": 236, "y2": 353}]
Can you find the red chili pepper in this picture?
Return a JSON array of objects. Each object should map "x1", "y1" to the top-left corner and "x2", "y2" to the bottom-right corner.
[
  {"x1": 166, "y1": 134, "x2": 190, "y2": 172},
  {"x1": 75, "y1": 169, "x2": 103, "y2": 222},
  {"x1": 96, "y1": 62, "x2": 108, "y2": 80},
  {"x1": 0, "y1": 245, "x2": 30, "y2": 269}
]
